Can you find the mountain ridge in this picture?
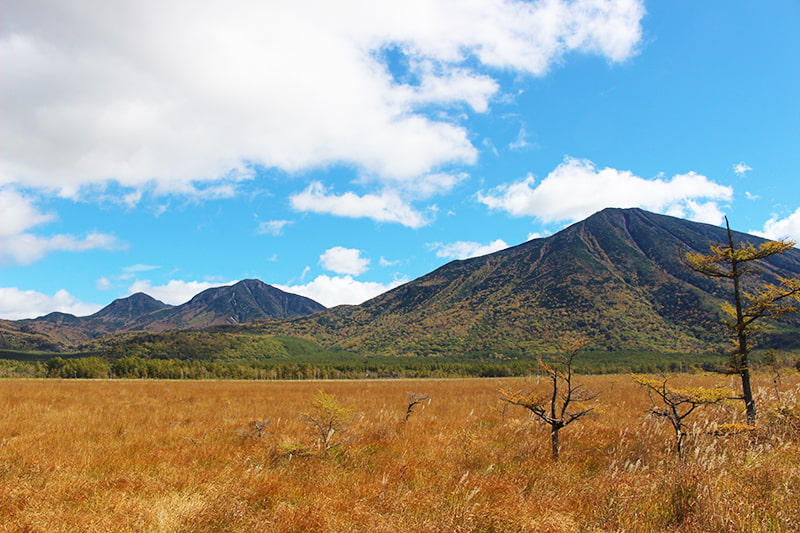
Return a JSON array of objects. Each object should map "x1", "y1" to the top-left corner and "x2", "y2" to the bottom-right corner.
[
  {"x1": 242, "y1": 208, "x2": 800, "y2": 356},
  {"x1": 0, "y1": 279, "x2": 326, "y2": 351},
  {"x1": 3, "y1": 208, "x2": 799, "y2": 357}
]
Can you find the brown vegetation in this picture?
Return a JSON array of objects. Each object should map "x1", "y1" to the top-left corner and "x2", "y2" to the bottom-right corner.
[{"x1": 1, "y1": 374, "x2": 799, "y2": 532}]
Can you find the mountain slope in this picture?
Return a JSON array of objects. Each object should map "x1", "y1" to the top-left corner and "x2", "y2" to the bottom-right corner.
[
  {"x1": 140, "y1": 279, "x2": 327, "y2": 331},
  {"x1": 1, "y1": 280, "x2": 325, "y2": 350},
  {"x1": 4, "y1": 208, "x2": 799, "y2": 357},
  {"x1": 249, "y1": 208, "x2": 800, "y2": 355}
]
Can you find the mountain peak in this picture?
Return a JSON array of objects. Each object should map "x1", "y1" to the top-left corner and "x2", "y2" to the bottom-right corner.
[
  {"x1": 6, "y1": 210, "x2": 799, "y2": 356},
  {"x1": 92, "y1": 292, "x2": 171, "y2": 319},
  {"x1": 258, "y1": 208, "x2": 800, "y2": 355},
  {"x1": 179, "y1": 279, "x2": 325, "y2": 327}
]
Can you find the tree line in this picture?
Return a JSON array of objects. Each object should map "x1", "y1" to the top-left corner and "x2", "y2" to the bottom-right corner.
[{"x1": 0, "y1": 354, "x2": 745, "y2": 380}]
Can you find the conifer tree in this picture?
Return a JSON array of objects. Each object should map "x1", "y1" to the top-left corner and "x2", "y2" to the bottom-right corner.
[
  {"x1": 684, "y1": 218, "x2": 800, "y2": 424},
  {"x1": 632, "y1": 374, "x2": 733, "y2": 460},
  {"x1": 499, "y1": 338, "x2": 595, "y2": 461}
]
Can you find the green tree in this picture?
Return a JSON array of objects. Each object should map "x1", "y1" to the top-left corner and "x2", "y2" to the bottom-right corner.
[
  {"x1": 499, "y1": 338, "x2": 596, "y2": 461},
  {"x1": 45, "y1": 356, "x2": 67, "y2": 377},
  {"x1": 684, "y1": 218, "x2": 800, "y2": 424},
  {"x1": 111, "y1": 356, "x2": 148, "y2": 378},
  {"x1": 61, "y1": 357, "x2": 111, "y2": 379}
]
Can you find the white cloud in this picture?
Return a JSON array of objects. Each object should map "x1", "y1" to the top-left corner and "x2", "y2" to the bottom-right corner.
[
  {"x1": 0, "y1": 287, "x2": 101, "y2": 320},
  {"x1": 290, "y1": 182, "x2": 430, "y2": 228},
  {"x1": 478, "y1": 157, "x2": 733, "y2": 225},
  {"x1": 403, "y1": 172, "x2": 469, "y2": 200},
  {"x1": 379, "y1": 256, "x2": 399, "y2": 267},
  {"x1": 319, "y1": 246, "x2": 370, "y2": 276},
  {"x1": 289, "y1": 172, "x2": 468, "y2": 226},
  {"x1": 1, "y1": 0, "x2": 644, "y2": 200},
  {"x1": 430, "y1": 239, "x2": 510, "y2": 260},
  {"x1": 753, "y1": 208, "x2": 800, "y2": 243},
  {"x1": 0, "y1": 229, "x2": 125, "y2": 265},
  {"x1": 123, "y1": 264, "x2": 159, "y2": 274},
  {"x1": 663, "y1": 200, "x2": 727, "y2": 226},
  {"x1": 509, "y1": 125, "x2": 532, "y2": 150},
  {"x1": 127, "y1": 279, "x2": 234, "y2": 305},
  {"x1": 257, "y1": 219, "x2": 292, "y2": 236},
  {"x1": 734, "y1": 161, "x2": 753, "y2": 176},
  {"x1": 276, "y1": 274, "x2": 406, "y2": 308},
  {"x1": 0, "y1": 186, "x2": 125, "y2": 264},
  {"x1": 0, "y1": 186, "x2": 54, "y2": 235}
]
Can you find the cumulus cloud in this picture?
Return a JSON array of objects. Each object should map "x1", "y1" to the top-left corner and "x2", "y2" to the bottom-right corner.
[
  {"x1": 276, "y1": 274, "x2": 406, "y2": 308},
  {"x1": 0, "y1": 186, "x2": 124, "y2": 264},
  {"x1": 478, "y1": 157, "x2": 733, "y2": 225},
  {"x1": 0, "y1": 287, "x2": 101, "y2": 320},
  {"x1": 1, "y1": 0, "x2": 644, "y2": 204},
  {"x1": 290, "y1": 182, "x2": 430, "y2": 228},
  {"x1": 127, "y1": 279, "x2": 235, "y2": 305},
  {"x1": 319, "y1": 246, "x2": 370, "y2": 276},
  {"x1": 753, "y1": 208, "x2": 800, "y2": 243},
  {"x1": 0, "y1": 186, "x2": 54, "y2": 235},
  {"x1": 430, "y1": 239, "x2": 510, "y2": 260}
]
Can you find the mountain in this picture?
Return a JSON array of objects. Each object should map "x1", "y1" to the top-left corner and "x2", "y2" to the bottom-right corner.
[
  {"x1": 4, "y1": 208, "x2": 800, "y2": 358},
  {"x1": 246, "y1": 208, "x2": 800, "y2": 356},
  {"x1": 0, "y1": 280, "x2": 325, "y2": 350},
  {"x1": 91, "y1": 292, "x2": 171, "y2": 323},
  {"x1": 135, "y1": 278, "x2": 327, "y2": 331}
]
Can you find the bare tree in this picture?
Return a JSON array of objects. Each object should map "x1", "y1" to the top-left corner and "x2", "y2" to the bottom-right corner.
[
  {"x1": 500, "y1": 338, "x2": 596, "y2": 461},
  {"x1": 684, "y1": 217, "x2": 800, "y2": 424},
  {"x1": 632, "y1": 374, "x2": 734, "y2": 460},
  {"x1": 253, "y1": 419, "x2": 272, "y2": 438},
  {"x1": 403, "y1": 393, "x2": 431, "y2": 422}
]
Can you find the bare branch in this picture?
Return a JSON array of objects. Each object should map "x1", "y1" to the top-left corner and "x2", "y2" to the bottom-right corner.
[
  {"x1": 403, "y1": 392, "x2": 431, "y2": 422},
  {"x1": 500, "y1": 337, "x2": 596, "y2": 461}
]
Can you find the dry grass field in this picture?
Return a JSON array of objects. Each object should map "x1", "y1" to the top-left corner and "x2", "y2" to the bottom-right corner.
[{"x1": 1, "y1": 373, "x2": 799, "y2": 532}]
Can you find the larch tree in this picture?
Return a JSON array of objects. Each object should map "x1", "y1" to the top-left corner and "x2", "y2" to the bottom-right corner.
[
  {"x1": 499, "y1": 338, "x2": 596, "y2": 461},
  {"x1": 684, "y1": 217, "x2": 800, "y2": 425},
  {"x1": 303, "y1": 391, "x2": 355, "y2": 455},
  {"x1": 632, "y1": 374, "x2": 734, "y2": 460}
]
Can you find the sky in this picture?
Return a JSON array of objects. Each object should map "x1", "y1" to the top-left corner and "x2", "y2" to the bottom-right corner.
[{"x1": 1, "y1": 0, "x2": 799, "y2": 319}]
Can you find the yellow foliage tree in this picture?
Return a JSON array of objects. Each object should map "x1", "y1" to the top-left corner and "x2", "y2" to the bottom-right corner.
[
  {"x1": 500, "y1": 338, "x2": 596, "y2": 461},
  {"x1": 684, "y1": 217, "x2": 800, "y2": 424},
  {"x1": 304, "y1": 391, "x2": 355, "y2": 455},
  {"x1": 632, "y1": 374, "x2": 735, "y2": 460}
]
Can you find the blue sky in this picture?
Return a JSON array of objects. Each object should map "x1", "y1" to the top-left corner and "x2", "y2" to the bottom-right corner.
[{"x1": 1, "y1": 0, "x2": 799, "y2": 319}]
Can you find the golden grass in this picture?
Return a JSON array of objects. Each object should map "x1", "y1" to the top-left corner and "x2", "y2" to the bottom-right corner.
[{"x1": 0, "y1": 374, "x2": 798, "y2": 532}]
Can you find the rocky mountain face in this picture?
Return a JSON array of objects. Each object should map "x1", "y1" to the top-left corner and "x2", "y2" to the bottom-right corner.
[
  {"x1": 0, "y1": 279, "x2": 326, "y2": 351},
  {"x1": 250, "y1": 208, "x2": 800, "y2": 356}
]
